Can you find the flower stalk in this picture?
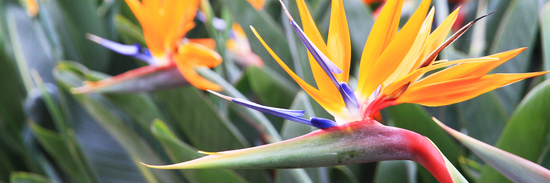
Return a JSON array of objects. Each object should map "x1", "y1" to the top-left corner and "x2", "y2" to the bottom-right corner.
[{"x1": 143, "y1": 120, "x2": 456, "y2": 183}]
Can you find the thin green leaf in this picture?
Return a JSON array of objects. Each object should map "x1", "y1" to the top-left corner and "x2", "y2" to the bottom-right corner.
[
  {"x1": 478, "y1": 79, "x2": 550, "y2": 182},
  {"x1": 53, "y1": 0, "x2": 109, "y2": 71},
  {"x1": 54, "y1": 62, "x2": 177, "y2": 183},
  {"x1": 30, "y1": 124, "x2": 97, "y2": 183},
  {"x1": 10, "y1": 172, "x2": 55, "y2": 183},
  {"x1": 113, "y1": 14, "x2": 146, "y2": 45},
  {"x1": 435, "y1": 118, "x2": 550, "y2": 183},
  {"x1": 6, "y1": 4, "x2": 56, "y2": 90},
  {"x1": 154, "y1": 87, "x2": 271, "y2": 183},
  {"x1": 246, "y1": 66, "x2": 298, "y2": 129},
  {"x1": 541, "y1": 2, "x2": 550, "y2": 79},
  {"x1": 196, "y1": 68, "x2": 282, "y2": 143}
]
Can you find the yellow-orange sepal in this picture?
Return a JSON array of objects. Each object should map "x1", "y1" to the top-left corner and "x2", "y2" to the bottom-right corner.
[
  {"x1": 173, "y1": 43, "x2": 223, "y2": 91},
  {"x1": 397, "y1": 71, "x2": 550, "y2": 106}
]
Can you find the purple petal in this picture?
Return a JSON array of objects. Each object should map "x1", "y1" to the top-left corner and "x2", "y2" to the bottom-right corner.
[
  {"x1": 290, "y1": 21, "x2": 342, "y2": 75},
  {"x1": 87, "y1": 34, "x2": 154, "y2": 65},
  {"x1": 310, "y1": 117, "x2": 338, "y2": 129},
  {"x1": 197, "y1": 11, "x2": 227, "y2": 31},
  {"x1": 340, "y1": 82, "x2": 359, "y2": 108},
  {"x1": 88, "y1": 34, "x2": 139, "y2": 55},
  {"x1": 233, "y1": 98, "x2": 305, "y2": 118},
  {"x1": 208, "y1": 91, "x2": 335, "y2": 129}
]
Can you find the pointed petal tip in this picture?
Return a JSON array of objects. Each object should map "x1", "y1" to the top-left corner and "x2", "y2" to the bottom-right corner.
[
  {"x1": 198, "y1": 151, "x2": 223, "y2": 155},
  {"x1": 140, "y1": 162, "x2": 170, "y2": 169},
  {"x1": 279, "y1": 0, "x2": 294, "y2": 21},
  {"x1": 207, "y1": 90, "x2": 234, "y2": 101},
  {"x1": 70, "y1": 81, "x2": 95, "y2": 94},
  {"x1": 70, "y1": 87, "x2": 87, "y2": 94},
  {"x1": 85, "y1": 33, "x2": 102, "y2": 43}
]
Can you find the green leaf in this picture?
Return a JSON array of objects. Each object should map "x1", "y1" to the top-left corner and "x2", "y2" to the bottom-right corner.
[
  {"x1": 246, "y1": 66, "x2": 298, "y2": 129},
  {"x1": 5, "y1": 4, "x2": 57, "y2": 90},
  {"x1": 456, "y1": 93, "x2": 508, "y2": 145},
  {"x1": 53, "y1": 0, "x2": 109, "y2": 71},
  {"x1": 30, "y1": 71, "x2": 100, "y2": 183},
  {"x1": 155, "y1": 87, "x2": 249, "y2": 151},
  {"x1": 485, "y1": 0, "x2": 514, "y2": 53},
  {"x1": 373, "y1": 161, "x2": 417, "y2": 183},
  {"x1": 150, "y1": 120, "x2": 249, "y2": 183},
  {"x1": 54, "y1": 62, "x2": 178, "y2": 183},
  {"x1": 154, "y1": 87, "x2": 271, "y2": 183},
  {"x1": 541, "y1": 2, "x2": 550, "y2": 79},
  {"x1": 478, "y1": 80, "x2": 550, "y2": 182},
  {"x1": 197, "y1": 68, "x2": 281, "y2": 143},
  {"x1": 434, "y1": 118, "x2": 550, "y2": 183},
  {"x1": 105, "y1": 92, "x2": 165, "y2": 133},
  {"x1": 10, "y1": 172, "x2": 55, "y2": 183},
  {"x1": 0, "y1": 22, "x2": 26, "y2": 153},
  {"x1": 30, "y1": 124, "x2": 97, "y2": 183},
  {"x1": 488, "y1": 0, "x2": 539, "y2": 114},
  {"x1": 113, "y1": 14, "x2": 146, "y2": 45}
]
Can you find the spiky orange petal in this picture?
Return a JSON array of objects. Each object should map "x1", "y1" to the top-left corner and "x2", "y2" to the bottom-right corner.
[{"x1": 397, "y1": 72, "x2": 550, "y2": 106}]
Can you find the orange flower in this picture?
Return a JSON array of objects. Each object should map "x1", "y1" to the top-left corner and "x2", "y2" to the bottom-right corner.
[
  {"x1": 83, "y1": 0, "x2": 223, "y2": 91},
  {"x1": 247, "y1": 0, "x2": 265, "y2": 10},
  {"x1": 251, "y1": 0, "x2": 549, "y2": 124}
]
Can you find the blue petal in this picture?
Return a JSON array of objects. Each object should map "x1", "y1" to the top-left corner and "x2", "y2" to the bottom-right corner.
[
  {"x1": 290, "y1": 21, "x2": 342, "y2": 75},
  {"x1": 340, "y1": 82, "x2": 359, "y2": 108},
  {"x1": 96, "y1": 37, "x2": 140, "y2": 55},
  {"x1": 310, "y1": 117, "x2": 338, "y2": 129},
  {"x1": 197, "y1": 11, "x2": 227, "y2": 31},
  {"x1": 87, "y1": 34, "x2": 154, "y2": 64},
  {"x1": 232, "y1": 98, "x2": 336, "y2": 129},
  {"x1": 233, "y1": 98, "x2": 305, "y2": 118}
]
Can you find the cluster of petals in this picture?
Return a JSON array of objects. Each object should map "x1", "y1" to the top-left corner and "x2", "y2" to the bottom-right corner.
[
  {"x1": 81, "y1": 0, "x2": 223, "y2": 92},
  {"x1": 218, "y1": 0, "x2": 549, "y2": 129}
]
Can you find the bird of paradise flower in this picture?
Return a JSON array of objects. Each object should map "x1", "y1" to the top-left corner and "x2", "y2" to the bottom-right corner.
[
  {"x1": 141, "y1": 0, "x2": 548, "y2": 182},
  {"x1": 73, "y1": 0, "x2": 223, "y2": 93}
]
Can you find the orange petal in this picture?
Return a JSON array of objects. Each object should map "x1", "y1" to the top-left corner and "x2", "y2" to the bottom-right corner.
[
  {"x1": 247, "y1": 0, "x2": 265, "y2": 10},
  {"x1": 397, "y1": 71, "x2": 550, "y2": 106},
  {"x1": 356, "y1": 0, "x2": 405, "y2": 93},
  {"x1": 382, "y1": 57, "x2": 499, "y2": 96},
  {"x1": 26, "y1": 0, "x2": 39, "y2": 17},
  {"x1": 413, "y1": 7, "x2": 460, "y2": 69},
  {"x1": 296, "y1": 0, "x2": 339, "y2": 99},
  {"x1": 189, "y1": 38, "x2": 217, "y2": 49},
  {"x1": 250, "y1": 26, "x2": 346, "y2": 117},
  {"x1": 175, "y1": 43, "x2": 222, "y2": 68},
  {"x1": 383, "y1": 8, "x2": 434, "y2": 87},
  {"x1": 414, "y1": 48, "x2": 526, "y2": 86},
  {"x1": 356, "y1": 0, "x2": 431, "y2": 99},
  {"x1": 327, "y1": 0, "x2": 351, "y2": 83},
  {"x1": 173, "y1": 61, "x2": 222, "y2": 91}
]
